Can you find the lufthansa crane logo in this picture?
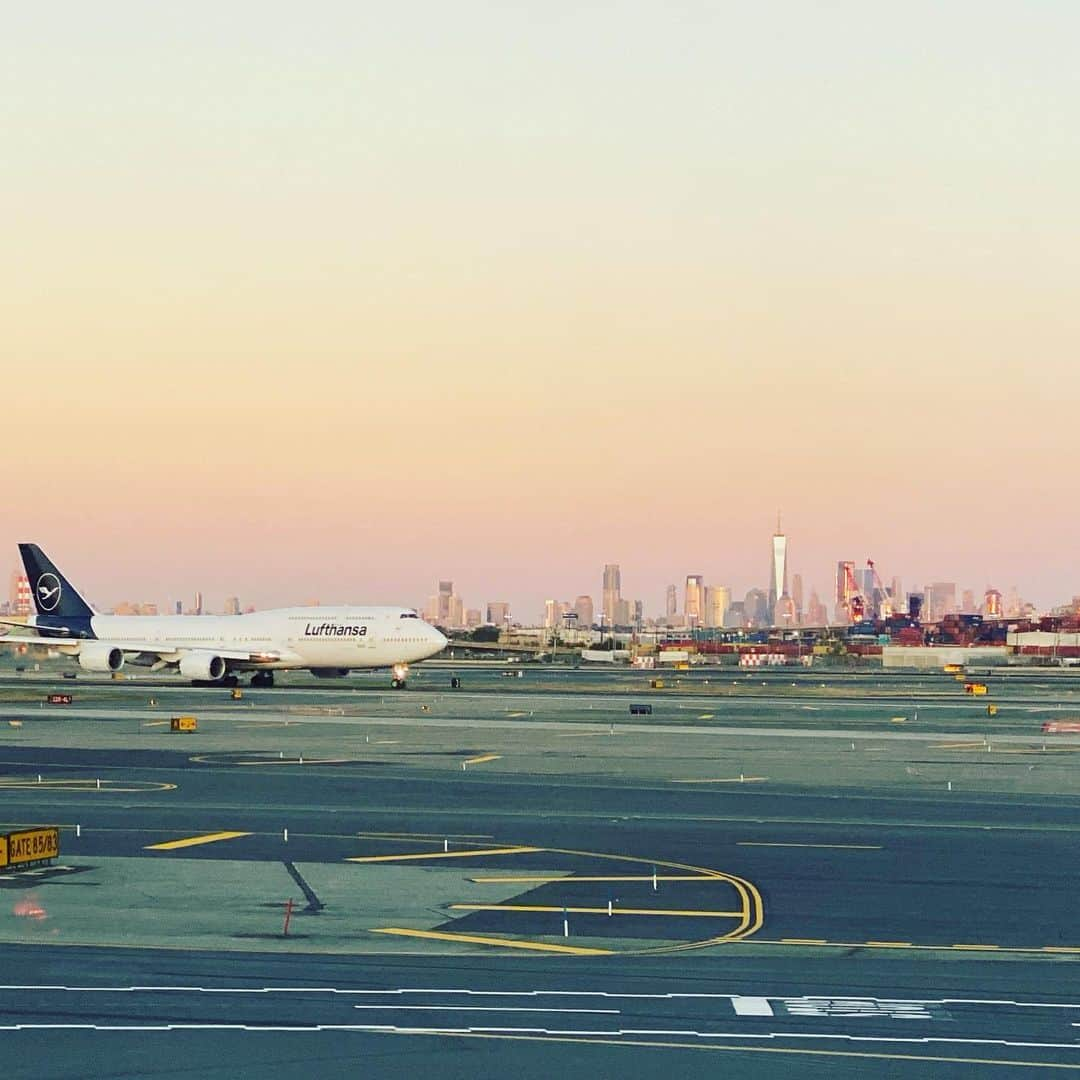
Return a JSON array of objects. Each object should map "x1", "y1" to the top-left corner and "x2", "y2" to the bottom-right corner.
[{"x1": 36, "y1": 573, "x2": 62, "y2": 612}]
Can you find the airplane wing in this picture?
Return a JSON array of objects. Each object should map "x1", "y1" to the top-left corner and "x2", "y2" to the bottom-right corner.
[{"x1": 0, "y1": 635, "x2": 279, "y2": 663}]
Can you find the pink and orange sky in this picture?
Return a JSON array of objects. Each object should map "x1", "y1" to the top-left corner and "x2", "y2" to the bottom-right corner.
[{"x1": 4, "y1": 2, "x2": 1079, "y2": 616}]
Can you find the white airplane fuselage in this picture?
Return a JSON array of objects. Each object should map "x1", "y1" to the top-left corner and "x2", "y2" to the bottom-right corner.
[{"x1": 31, "y1": 606, "x2": 446, "y2": 673}]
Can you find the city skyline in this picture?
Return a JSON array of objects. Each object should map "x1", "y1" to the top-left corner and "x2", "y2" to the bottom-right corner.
[{"x1": 4, "y1": 526, "x2": 1055, "y2": 627}]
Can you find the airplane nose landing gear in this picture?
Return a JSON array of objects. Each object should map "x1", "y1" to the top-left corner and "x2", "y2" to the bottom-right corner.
[{"x1": 391, "y1": 663, "x2": 409, "y2": 689}]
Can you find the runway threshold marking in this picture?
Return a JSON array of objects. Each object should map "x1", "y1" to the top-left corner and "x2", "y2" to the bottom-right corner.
[
  {"x1": 146, "y1": 831, "x2": 252, "y2": 851},
  {"x1": 450, "y1": 904, "x2": 744, "y2": 918},
  {"x1": 347, "y1": 846, "x2": 538, "y2": 863},
  {"x1": 462, "y1": 754, "x2": 500, "y2": 766},
  {"x1": 370, "y1": 928, "x2": 611, "y2": 955},
  {"x1": 737, "y1": 842, "x2": 882, "y2": 851}
]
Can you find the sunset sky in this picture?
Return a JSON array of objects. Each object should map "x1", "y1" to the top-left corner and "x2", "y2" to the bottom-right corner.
[{"x1": 4, "y1": 2, "x2": 1079, "y2": 616}]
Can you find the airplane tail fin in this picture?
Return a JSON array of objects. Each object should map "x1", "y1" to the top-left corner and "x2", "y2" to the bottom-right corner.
[{"x1": 18, "y1": 544, "x2": 96, "y2": 620}]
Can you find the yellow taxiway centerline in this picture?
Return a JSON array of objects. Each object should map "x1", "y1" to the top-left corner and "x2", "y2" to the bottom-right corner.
[
  {"x1": 358, "y1": 831, "x2": 494, "y2": 842},
  {"x1": 347, "y1": 846, "x2": 538, "y2": 863},
  {"x1": 371, "y1": 927, "x2": 611, "y2": 955},
  {"x1": 469, "y1": 874, "x2": 715, "y2": 884},
  {"x1": 146, "y1": 831, "x2": 252, "y2": 851},
  {"x1": 449, "y1": 904, "x2": 744, "y2": 918}
]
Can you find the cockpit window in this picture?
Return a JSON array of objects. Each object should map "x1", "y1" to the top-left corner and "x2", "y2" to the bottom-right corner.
[{"x1": 400, "y1": 612, "x2": 420, "y2": 619}]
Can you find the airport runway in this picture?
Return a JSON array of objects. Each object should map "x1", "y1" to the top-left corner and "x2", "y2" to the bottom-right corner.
[{"x1": 1, "y1": 667, "x2": 1079, "y2": 1075}]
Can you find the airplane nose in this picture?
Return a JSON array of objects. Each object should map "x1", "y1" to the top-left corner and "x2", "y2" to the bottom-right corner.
[{"x1": 433, "y1": 627, "x2": 448, "y2": 651}]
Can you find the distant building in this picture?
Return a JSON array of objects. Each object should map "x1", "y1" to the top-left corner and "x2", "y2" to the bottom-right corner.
[
  {"x1": 684, "y1": 575, "x2": 704, "y2": 628},
  {"x1": 983, "y1": 588, "x2": 1003, "y2": 618},
  {"x1": 665, "y1": 584, "x2": 677, "y2": 619},
  {"x1": 113, "y1": 601, "x2": 160, "y2": 616},
  {"x1": 9, "y1": 571, "x2": 30, "y2": 616},
  {"x1": 724, "y1": 600, "x2": 746, "y2": 628},
  {"x1": 426, "y1": 580, "x2": 465, "y2": 627},
  {"x1": 806, "y1": 590, "x2": 828, "y2": 626},
  {"x1": 705, "y1": 585, "x2": 730, "y2": 628},
  {"x1": 574, "y1": 595, "x2": 594, "y2": 629},
  {"x1": 744, "y1": 588, "x2": 768, "y2": 627},
  {"x1": 447, "y1": 594, "x2": 465, "y2": 628},
  {"x1": 961, "y1": 589, "x2": 976, "y2": 615},
  {"x1": 224, "y1": 596, "x2": 241, "y2": 616},
  {"x1": 890, "y1": 577, "x2": 903, "y2": 612},
  {"x1": 486, "y1": 601, "x2": 511, "y2": 627},
  {"x1": 602, "y1": 564, "x2": 621, "y2": 625},
  {"x1": 791, "y1": 573, "x2": 804, "y2": 624},
  {"x1": 194, "y1": 591, "x2": 203, "y2": 616},
  {"x1": 613, "y1": 597, "x2": 632, "y2": 627},
  {"x1": 768, "y1": 516, "x2": 788, "y2": 622},
  {"x1": 465, "y1": 608, "x2": 482, "y2": 628},
  {"x1": 925, "y1": 582, "x2": 957, "y2": 622},
  {"x1": 774, "y1": 593, "x2": 797, "y2": 628}
]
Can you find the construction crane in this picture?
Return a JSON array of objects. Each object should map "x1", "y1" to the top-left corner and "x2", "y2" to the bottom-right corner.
[{"x1": 840, "y1": 562, "x2": 867, "y2": 623}]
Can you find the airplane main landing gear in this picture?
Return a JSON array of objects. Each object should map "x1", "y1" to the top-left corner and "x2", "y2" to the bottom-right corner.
[
  {"x1": 391, "y1": 663, "x2": 409, "y2": 690},
  {"x1": 251, "y1": 671, "x2": 275, "y2": 688}
]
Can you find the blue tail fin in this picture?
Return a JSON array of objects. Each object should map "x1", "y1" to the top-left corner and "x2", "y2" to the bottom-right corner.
[{"x1": 18, "y1": 544, "x2": 96, "y2": 620}]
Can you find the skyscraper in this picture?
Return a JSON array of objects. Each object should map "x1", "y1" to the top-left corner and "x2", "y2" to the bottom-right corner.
[
  {"x1": 224, "y1": 596, "x2": 241, "y2": 616},
  {"x1": 602, "y1": 564, "x2": 621, "y2": 625},
  {"x1": 807, "y1": 589, "x2": 828, "y2": 626},
  {"x1": 791, "y1": 573, "x2": 804, "y2": 624},
  {"x1": 574, "y1": 595, "x2": 594, "y2": 629},
  {"x1": 744, "y1": 588, "x2": 768, "y2": 627},
  {"x1": 684, "y1": 574, "x2": 704, "y2": 627},
  {"x1": 705, "y1": 585, "x2": 730, "y2": 628},
  {"x1": 486, "y1": 601, "x2": 511, "y2": 626},
  {"x1": 768, "y1": 514, "x2": 788, "y2": 623},
  {"x1": 665, "y1": 584, "x2": 677, "y2": 620}
]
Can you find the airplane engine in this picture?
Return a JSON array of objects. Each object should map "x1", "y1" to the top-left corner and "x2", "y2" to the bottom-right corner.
[
  {"x1": 78, "y1": 643, "x2": 124, "y2": 673},
  {"x1": 310, "y1": 668, "x2": 349, "y2": 679},
  {"x1": 178, "y1": 652, "x2": 226, "y2": 681}
]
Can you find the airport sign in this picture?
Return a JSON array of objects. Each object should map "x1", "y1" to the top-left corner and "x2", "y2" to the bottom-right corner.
[{"x1": 1, "y1": 827, "x2": 60, "y2": 868}]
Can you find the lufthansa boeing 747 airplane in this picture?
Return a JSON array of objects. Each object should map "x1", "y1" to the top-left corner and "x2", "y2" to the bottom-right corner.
[{"x1": 0, "y1": 544, "x2": 447, "y2": 688}]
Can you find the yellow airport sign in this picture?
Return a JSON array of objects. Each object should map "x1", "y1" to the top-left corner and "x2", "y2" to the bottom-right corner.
[{"x1": 1, "y1": 826, "x2": 59, "y2": 868}]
